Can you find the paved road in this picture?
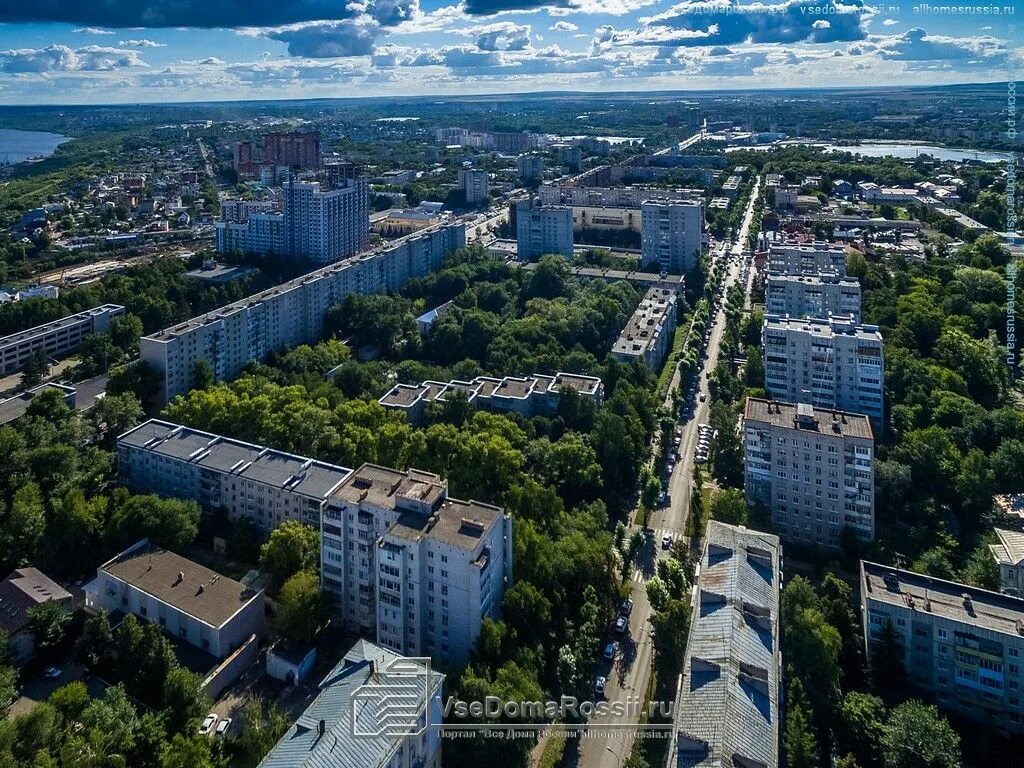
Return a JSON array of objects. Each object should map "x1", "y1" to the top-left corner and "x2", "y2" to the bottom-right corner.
[{"x1": 570, "y1": 178, "x2": 760, "y2": 768}]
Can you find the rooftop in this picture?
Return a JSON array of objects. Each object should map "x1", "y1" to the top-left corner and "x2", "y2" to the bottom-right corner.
[
  {"x1": 744, "y1": 398, "x2": 874, "y2": 441},
  {"x1": 612, "y1": 287, "x2": 677, "y2": 358},
  {"x1": 990, "y1": 528, "x2": 1024, "y2": 567},
  {"x1": 861, "y1": 561, "x2": 1024, "y2": 638},
  {"x1": 0, "y1": 568, "x2": 71, "y2": 636},
  {"x1": 762, "y1": 313, "x2": 881, "y2": 340},
  {"x1": 386, "y1": 497, "x2": 505, "y2": 552},
  {"x1": 334, "y1": 463, "x2": 446, "y2": 512},
  {"x1": 671, "y1": 522, "x2": 782, "y2": 768},
  {"x1": 101, "y1": 540, "x2": 262, "y2": 629},
  {"x1": 0, "y1": 304, "x2": 124, "y2": 350},
  {"x1": 258, "y1": 639, "x2": 444, "y2": 768}
]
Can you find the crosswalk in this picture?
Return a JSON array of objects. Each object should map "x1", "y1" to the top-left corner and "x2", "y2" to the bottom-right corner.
[{"x1": 629, "y1": 527, "x2": 678, "y2": 583}]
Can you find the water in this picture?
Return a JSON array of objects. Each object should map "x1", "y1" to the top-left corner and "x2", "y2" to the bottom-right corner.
[
  {"x1": 727, "y1": 140, "x2": 1011, "y2": 164},
  {"x1": 0, "y1": 129, "x2": 70, "y2": 164}
]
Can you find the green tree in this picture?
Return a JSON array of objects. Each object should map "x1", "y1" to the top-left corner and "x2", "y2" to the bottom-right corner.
[
  {"x1": 48, "y1": 681, "x2": 91, "y2": 723},
  {"x1": 784, "y1": 677, "x2": 819, "y2": 768},
  {"x1": 881, "y1": 701, "x2": 961, "y2": 768},
  {"x1": 159, "y1": 733, "x2": 219, "y2": 768},
  {"x1": 0, "y1": 665, "x2": 17, "y2": 711},
  {"x1": 108, "y1": 494, "x2": 200, "y2": 550},
  {"x1": 276, "y1": 570, "x2": 328, "y2": 644},
  {"x1": 20, "y1": 349, "x2": 49, "y2": 389},
  {"x1": 0, "y1": 481, "x2": 46, "y2": 568},
  {"x1": 27, "y1": 601, "x2": 71, "y2": 660},
  {"x1": 92, "y1": 392, "x2": 144, "y2": 448},
  {"x1": 191, "y1": 360, "x2": 214, "y2": 391},
  {"x1": 76, "y1": 610, "x2": 114, "y2": 672},
  {"x1": 709, "y1": 488, "x2": 749, "y2": 526},
  {"x1": 162, "y1": 668, "x2": 210, "y2": 737},
  {"x1": 836, "y1": 691, "x2": 886, "y2": 768},
  {"x1": 259, "y1": 521, "x2": 320, "y2": 586}
]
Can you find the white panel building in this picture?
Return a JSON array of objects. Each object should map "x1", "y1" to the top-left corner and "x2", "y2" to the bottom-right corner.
[
  {"x1": 0, "y1": 304, "x2": 124, "y2": 376},
  {"x1": 765, "y1": 273, "x2": 862, "y2": 323},
  {"x1": 515, "y1": 199, "x2": 573, "y2": 261},
  {"x1": 640, "y1": 200, "x2": 703, "y2": 274}
]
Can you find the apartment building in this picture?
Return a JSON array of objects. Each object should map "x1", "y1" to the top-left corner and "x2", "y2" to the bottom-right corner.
[
  {"x1": 458, "y1": 168, "x2": 489, "y2": 206},
  {"x1": 0, "y1": 304, "x2": 124, "y2": 376},
  {"x1": 117, "y1": 419, "x2": 352, "y2": 532},
  {"x1": 762, "y1": 314, "x2": 885, "y2": 426},
  {"x1": 991, "y1": 529, "x2": 1024, "y2": 597},
  {"x1": 515, "y1": 199, "x2": 573, "y2": 261},
  {"x1": 744, "y1": 398, "x2": 874, "y2": 547},
  {"x1": 611, "y1": 287, "x2": 678, "y2": 369},
  {"x1": 666, "y1": 521, "x2": 782, "y2": 768},
  {"x1": 517, "y1": 154, "x2": 544, "y2": 184},
  {"x1": 216, "y1": 178, "x2": 369, "y2": 265},
  {"x1": 861, "y1": 561, "x2": 1024, "y2": 735},
  {"x1": 765, "y1": 273, "x2": 862, "y2": 323},
  {"x1": 379, "y1": 371, "x2": 604, "y2": 424},
  {"x1": 640, "y1": 200, "x2": 704, "y2": 274},
  {"x1": 767, "y1": 242, "x2": 848, "y2": 277},
  {"x1": 87, "y1": 538, "x2": 264, "y2": 661},
  {"x1": 144, "y1": 223, "x2": 465, "y2": 404},
  {"x1": 263, "y1": 131, "x2": 321, "y2": 170},
  {"x1": 537, "y1": 185, "x2": 703, "y2": 208},
  {"x1": 259, "y1": 640, "x2": 444, "y2": 768},
  {"x1": 322, "y1": 464, "x2": 511, "y2": 665}
]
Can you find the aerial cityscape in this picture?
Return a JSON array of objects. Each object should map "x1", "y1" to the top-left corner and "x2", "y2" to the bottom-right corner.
[{"x1": 0, "y1": 2, "x2": 1018, "y2": 768}]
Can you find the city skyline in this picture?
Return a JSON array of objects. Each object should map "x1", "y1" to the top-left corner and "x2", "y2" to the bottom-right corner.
[{"x1": 0, "y1": 1, "x2": 1019, "y2": 104}]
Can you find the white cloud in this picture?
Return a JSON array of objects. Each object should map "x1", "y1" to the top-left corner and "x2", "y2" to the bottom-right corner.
[
  {"x1": 550, "y1": 21, "x2": 578, "y2": 31},
  {"x1": 119, "y1": 39, "x2": 166, "y2": 48},
  {"x1": 73, "y1": 27, "x2": 114, "y2": 35},
  {"x1": 882, "y1": 18, "x2": 899, "y2": 26},
  {"x1": 0, "y1": 44, "x2": 147, "y2": 73},
  {"x1": 459, "y1": 21, "x2": 532, "y2": 50}
]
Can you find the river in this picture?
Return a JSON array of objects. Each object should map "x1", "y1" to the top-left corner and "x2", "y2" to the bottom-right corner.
[{"x1": 0, "y1": 128, "x2": 70, "y2": 164}]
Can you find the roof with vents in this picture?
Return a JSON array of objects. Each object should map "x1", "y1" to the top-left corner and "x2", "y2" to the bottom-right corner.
[
  {"x1": 100, "y1": 539, "x2": 262, "y2": 629},
  {"x1": 670, "y1": 522, "x2": 782, "y2": 768},
  {"x1": 258, "y1": 639, "x2": 444, "y2": 768},
  {"x1": 0, "y1": 568, "x2": 71, "y2": 636}
]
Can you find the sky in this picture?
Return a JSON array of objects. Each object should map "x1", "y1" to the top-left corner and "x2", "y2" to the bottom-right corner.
[{"x1": 0, "y1": 1, "x2": 1019, "y2": 104}]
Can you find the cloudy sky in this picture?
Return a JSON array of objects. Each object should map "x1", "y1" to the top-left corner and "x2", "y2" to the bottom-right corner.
[{"x1": 0, "y1": 0, "x2": 1019, "y2": 103}]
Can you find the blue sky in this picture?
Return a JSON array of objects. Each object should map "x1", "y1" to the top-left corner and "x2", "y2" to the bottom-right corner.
[{"x1": 0, "y1": 1, "x2": 1019, "y2": 103}]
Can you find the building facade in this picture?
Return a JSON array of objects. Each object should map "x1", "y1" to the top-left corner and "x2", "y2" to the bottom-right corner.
[
  {"x1": 517, "y1": 154, "x2": 544, "y2": 185},
  {"x1": 765, "y1": 273, "x2": 863, "y2": 323},
  {"x1": 640, "y1": 201, "x2": 704, "y2": 274},
  {"x1": 537, "y1": 185, "x2": 703, "y2": 208},
  {"x1": 117, "y1": 419, "x2": 352, "y2": 532},
  {"x1": 611, "y1": 287, "x2": 678, "y2": 369},
  {"x1": 767, "y1": 242, "x2": 848, "y2": 277},
  {"x1": 321, "y1": 464, "x2": 512, "y2": 665},
  {"x1": 762, "y1": 314, "x2": 885, "y2": 426},
  {"x1": 666, "y1": 521, "x2": 782, "y2": 768},
  {"x1": 87, "y1": 538, "x2": 264, "y2": 661},
  {"x1": 144, "y1": 223, "x2": 465, "y2": 404},
  {"x1": 515, "y1": 199, "x2": 573, "y2": 261},
  {"x1": 458, "y1": 169, "x2": 490, "y2": 206},
  {"x1": 743, "y1": 398, "x2": 875, "y2": 547},
  {"x1": 861, "y1": 561, "x2": 1024, "y2": 735},
  {"x1": 0, "y1": 304, "x2": 124, "y2": 376},
  {"x1": 991, "y1": 529, "x2": 1024, "y2": 596}
]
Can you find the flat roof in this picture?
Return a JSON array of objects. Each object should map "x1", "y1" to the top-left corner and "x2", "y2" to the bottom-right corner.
[
  {"x1": 744, "y1": 397, "x2": 874, "y2": 440},
  {"x1": 0, "y1": 304, "x2": 124, "y2": 350},
  {"x1": 763, "y1": 313, "x2": 881, "y2": 340},
  {"x1": 101, "y1": 540, "x2": 261, "y2": 629},
  {"x1": 612, "y1": 286, "x2": 677, "y2": 356},
  {"x1": 386, "y1": 497, "x2": 504, "y2": 551},
  {"x1": 334, "y1": 463, "x2": 446, "y2": 511},
  {"x1": 861, "y1": 561, "x2": 1024, "y2": 639}
]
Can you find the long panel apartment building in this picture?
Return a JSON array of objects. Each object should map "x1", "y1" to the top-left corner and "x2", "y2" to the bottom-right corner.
[
  {"x1": 0, "y1": 304, "x2": 124, "y2": 376},
  {"x1": 767, "y1": 242, "x2": 848, "y2": 277},
  {"x1": 143, "y1": 223, "x2": 465, "y2": 404},
  {"x1": 666, "y1": 521, "x2": 782, "y2": 768},
  {"x1": 216, "y1": 178, "x2": 369, "y2": 265},
  {"x1": 762, "y1": 314, "x2": 884, "y2": 426},
  {"x1": 117, "y1": 419, "x2": 352, "y2": 532},
  {"x1": 379, "y1": 371, "x2": 604, "y2": 424},
  {"x1": 640, "y1": 200, "x2": 704, "y2": 274},
  {"x1": 515, "y1": 199, "x2": 573, "y2": 261},
  {"x1": 537, "y1": 184, "x2": 703, "y2": 208},
  {"x1": 861, "y1": 561, "x2": 1024, "y2": 735},
  {"x1": 744, "y1": 398, "x2": 874, "y2": 547},
  {"x1": 611, "y1": 286, "x2": 678, "y2": 370},
  {"x1": 322, "y1": 463, "x2": 512, "y2": 665},
  {"x1": 765, "y1": 273, "x2": 862, "y2": 323}
]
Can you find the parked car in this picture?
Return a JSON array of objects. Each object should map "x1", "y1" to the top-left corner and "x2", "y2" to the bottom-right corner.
[
  {"x1": 42, "y1": 667, "x2": 62, "y2": 680},
  {"x1": 604, "y1": 642, "x2": 618, "y2": 661},
  {"x1": 199, "y1": 714, "x2": 218, "y2": 735},
  {"x1": 216, "y1": 718, "x2": 232, "y2": 736},
  {"x1": 595, "y1": 676, "x2": 607, "y2": 697},
  {"x1": 662, "y1": 534, "x2": 672, "y2": 550},
  {"x1": 615, "y1": 615, "x2": 627, "y2": 634},
  {"x1": 699, "y1": 393, "x2": 707, "y2": 402},
  {"x1": 620, "y1": 598, "x2": 634, "y2": 617}
]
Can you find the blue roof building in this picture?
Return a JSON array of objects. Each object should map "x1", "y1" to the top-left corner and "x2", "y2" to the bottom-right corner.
[{"x1": 258, "y1": 639, "x2": 445, "y2": 768}]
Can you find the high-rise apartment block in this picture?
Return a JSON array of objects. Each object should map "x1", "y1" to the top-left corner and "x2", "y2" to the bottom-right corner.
[
  {"x1": 611, "y1": 287, "x2": 678, "y2": 370},
  {"x1": 666, "y1": 521, "x2": 782, "y2": 768},
  {"x1": 640, "y1": 200, "x2": 704, "y2": 274},
  {"x1": 861, "y1": 561, "x2": 1024, "y2": 735},
  {"x1": 765, "y1": 273, "x2": 862, "y2": 323},
  {"x1": 762, "y1": 314, "x2": 884, "y2": 426},
  {"x1": 517, "y1": 154, "x2": 544, "y2": 185},
  {"x1": 767, "y1": 242, "x2": 848, "y2": 277},
  {"x1": 743, "y1": 398, "x2": 874, "y2": 547},
  {"x1": 458, "y1": 169, "x2": 489, "y2": 206},
  {"x1": 117, "y1": 419, "x2": 352, "y2": 532},
  {"x1": 263, "y1": 131, "x2": 320, "y2": 170},
  {"x1": 144, "y1": 223, "x2": 465, "y2": 404},
  {"x1": 515, "y1": 199, "x2": 573, "y2": 261},
  {"x1": 216, "y1": 178, "x2": 369, "y2": 265},
  {"x1": 322, "y1": 464, "x2": 512, "y2": 665},
  {"x1": 0, "y1": 304, "x2": 124, "y2": 376}
]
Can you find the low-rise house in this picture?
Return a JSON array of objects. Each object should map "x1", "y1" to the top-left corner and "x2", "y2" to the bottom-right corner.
[
  {"x1": 0, "y1": 568, "x2": 72, "y2": 664},
  {"x1": 991, "y1": 529, "x2": 1024, "y2": 597}
]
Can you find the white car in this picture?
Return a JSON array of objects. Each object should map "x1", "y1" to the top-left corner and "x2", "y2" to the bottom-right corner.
[
  {"x1": 199, "y1": 714, "x2": 218, "y2": 735},
  {"x1": 216, "y1": 718, "x2": 232, "y2": 736}
]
